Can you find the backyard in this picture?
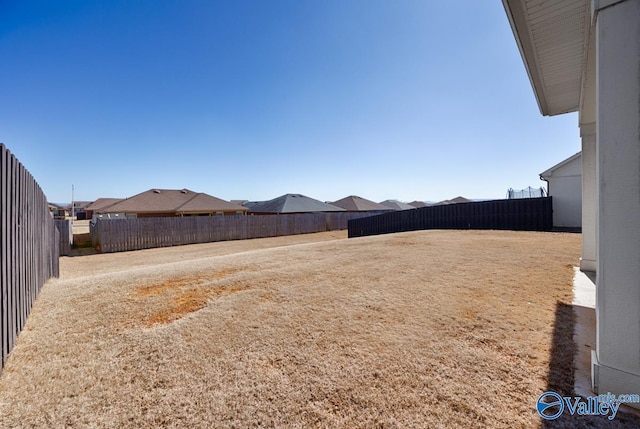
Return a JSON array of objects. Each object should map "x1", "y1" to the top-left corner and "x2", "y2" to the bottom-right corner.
[{"x1": 0, "y1": 229, "x2": 638, "y2": 428}]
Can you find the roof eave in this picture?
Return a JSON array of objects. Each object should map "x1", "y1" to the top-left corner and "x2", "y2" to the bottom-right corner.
[
  {"x1": 540, "y1": 152, "x2": 582, "y2": 178},
  {"x1": 502, "y1": 0, "x2": 550, "y2": 116},
  {"x1": 502, "y1": 0, "x2": 588, "y2": 117}
]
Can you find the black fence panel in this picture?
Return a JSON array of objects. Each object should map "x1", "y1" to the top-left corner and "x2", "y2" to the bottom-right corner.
[{"x1": 348, "y1": 197, "x2": 553, "y2": 238}]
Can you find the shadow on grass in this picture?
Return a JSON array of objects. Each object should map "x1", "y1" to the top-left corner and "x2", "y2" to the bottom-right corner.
[{"x1": 542, "y1": 302, "x2": 640, "y2": 428}]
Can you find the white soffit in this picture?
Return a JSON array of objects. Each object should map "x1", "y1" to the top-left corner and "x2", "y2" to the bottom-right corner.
[{"x1": 503, "y1": 0, "x2": 590, "y2": 116}]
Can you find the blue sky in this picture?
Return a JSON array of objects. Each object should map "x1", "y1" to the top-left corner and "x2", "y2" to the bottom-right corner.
[{"x1": 1, "y1": 1, "x2": 579, "y2": 204}]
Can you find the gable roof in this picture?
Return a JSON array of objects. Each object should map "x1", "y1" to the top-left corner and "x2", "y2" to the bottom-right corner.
[
  {"x1": 248, "y1": 194, "x2": 345, "y2": 213},
  {"x1": 330, "y1": 195, "x2": 392, "y2": 211},
  {"x1": 435, "y1": 196, "x2": 472, "y2": 206},
  {"x1": 540, "y1": 152, "x2": 581, "y2": 179},
  {"x1": 178, "y1": 193, "x2": 247, "y2": 213},
  {"x1": 86, "y1": 198, "x2": 125, "y2": 212},
  {"x1": 101, "y1": 189, "x2": 247, "y2": 214},
  {"x1": 379, "y1": 200, "x2": 416, "y2": 211},
  {"x1": 408, "y1": 201, "x2": 428, "y2": 208}
]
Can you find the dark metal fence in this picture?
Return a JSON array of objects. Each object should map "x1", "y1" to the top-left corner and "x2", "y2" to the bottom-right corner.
[
  {"x1": 1, "y1": 144, "x2": 60, "y2": 374},
  {"x1": 348, "y1": 197, "x2": 553, "y2": 238},
  {"x1": 91, "y1": 211, "x2": 389, "y2": 253}
]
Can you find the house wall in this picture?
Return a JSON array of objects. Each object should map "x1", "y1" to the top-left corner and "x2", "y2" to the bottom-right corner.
[
  {"x1": 592, "y1": 0, "x2": 640, "y2": 401},
  {"x1": 545, "y1": 156, "x2": 582, "y2": 228},
  {"x1": 134, "y1": 212, "x2": 176, "y2": 218},
  {"x1": 549, "y1": 179, "x2": 581, "y2": 229},
  {"x1": 132, "y1": 211, "x2": 246, "y2": 218}
]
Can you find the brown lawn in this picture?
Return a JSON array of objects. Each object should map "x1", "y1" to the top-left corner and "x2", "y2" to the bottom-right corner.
[{"x1": 0, "y1": 229, "x2": 638, "y2": 428}]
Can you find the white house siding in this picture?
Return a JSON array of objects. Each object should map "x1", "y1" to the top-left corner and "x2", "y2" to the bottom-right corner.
[{"x1": 541, "y1": 153, "x2": 582, "y2": 229}]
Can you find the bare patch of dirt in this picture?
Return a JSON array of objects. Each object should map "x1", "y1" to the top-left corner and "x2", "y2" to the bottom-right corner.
[{"x1": 131, "y1": 269, "x2": 247, "y2": 326}]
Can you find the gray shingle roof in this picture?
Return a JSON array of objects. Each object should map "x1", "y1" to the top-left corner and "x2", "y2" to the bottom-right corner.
[
  {"x1": 379, "y1": 200, "x2": 416, "y2": 211},
  {"x1": 248, "y1": 194, "x2": 345, "y2": 213}
]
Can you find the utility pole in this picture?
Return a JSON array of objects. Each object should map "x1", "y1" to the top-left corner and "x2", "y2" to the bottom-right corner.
[
  {"x1": 71, "y1": 184, "x2": 75, "y2": 224},
  {"x1": 70, "y1": 184, "x2": 75, "y2": 247}
]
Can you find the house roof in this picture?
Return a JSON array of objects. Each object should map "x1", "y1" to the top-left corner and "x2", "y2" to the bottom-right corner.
[
  {"x1": 435, "y1": 196, "x2": 472, "y2": 206},
  {"x1": 330, "y1": 195, "x2": 392, "y2": 212},
  {"x1": 101, "y1": 189, "x2": 247, "y2": 214},
  {"x1": 502, "y1": 0, "x2": 590, "y2": 116},
  {"x1": 178, "y1": 193, "x2": 247, "y2": 213},
  {"x1": 379, "y1": 200, "x2": 416, "y2": 211},
  {"x1": 85, "y1": 198, "x2": 124, "y2": 212},
  {"x1": 540, "y1": 152, "x2": 581, "y2": 179},
  {"x1": 408, "y1": 201, "x2": 428, "y2": 208},
  {"x1": 71, "y1": 201, "x2": 93, "y2": 210},
  {"x1": 248, "y1": 194, "x2": 345, "y2": 213}
]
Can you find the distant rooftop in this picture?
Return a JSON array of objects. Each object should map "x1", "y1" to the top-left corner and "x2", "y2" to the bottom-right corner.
[
  {"x1": 98, "y1": 189, "x2": 247, "y2": 214},
  {"x1": 248, "y1": 194, "x2": 345, "y2": 213},
  {"x1": 330, "y1": 195, "x2": 392, "y2": 212},
  {"x1": 379, "y1": 200, "x2": 415, "y2": 211},
  {"x1": 434, "y1": 196, "x2": 471, "y2": 206}
]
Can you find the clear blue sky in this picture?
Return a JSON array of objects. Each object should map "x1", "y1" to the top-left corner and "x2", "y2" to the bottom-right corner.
[{"x1": 1, "y1": 0, "x2": 579, "y2": 204}]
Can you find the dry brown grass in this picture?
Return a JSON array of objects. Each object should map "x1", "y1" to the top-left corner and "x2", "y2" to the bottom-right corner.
[{"x1": 1, "y1": 229, "x2": 638, "y2": 428}]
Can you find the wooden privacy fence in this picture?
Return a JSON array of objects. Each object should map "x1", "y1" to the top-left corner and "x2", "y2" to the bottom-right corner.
[
  {"x1": 55, "y1": 219, "x2": 72, "y2": 256},
  {"x1": 1, "y1": 144, "x2": 60, "y2": 374},
  {"x1": 348, "y1": 197, "x2": 553, "y2": 238},
  {"x1": 91, "y1": 211, "x2": 388, "y2": 253}
]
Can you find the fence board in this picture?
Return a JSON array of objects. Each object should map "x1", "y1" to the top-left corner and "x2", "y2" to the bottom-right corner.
[
  {"x1": 1, "y1": 146, "x2": 7, "y2": 362},
  {"x1": 1, "y1": 144, "x2": 59, "y2": 374},
  {"x1": 348, "y1": 198, "x2": 553, "y2": 238}
]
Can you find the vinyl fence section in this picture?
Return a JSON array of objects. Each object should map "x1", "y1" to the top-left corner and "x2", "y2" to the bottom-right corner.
[
  {"x1": 91, "y1": 211, "x2": 388, "y2": 254},
  {"x1": 1, "y1": 143, "x2": 60, "y2": 374},
  {"x1": 348, "y1": 197, "x2": 553, "y2": 238}
]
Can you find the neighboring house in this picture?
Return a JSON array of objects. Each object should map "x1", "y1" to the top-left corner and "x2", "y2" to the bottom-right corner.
[
  {"x1": 503, "y1": 0, "x2": 640, "y2": 406},
  {"x1": 379, "y1": 200, "x2": 415, "y2": 211},
  {"x1": 85, "y1": 198, "x2": 125, "y2": 219},
  {"x1": 97, "y1": 189, "x2": 247, "y2": 218},
  {"x1": 49, "y1": 203, "x2": 69, "y2": 219},
  {"x1": 71, "y1": 200, "x2": 94, "y2": 220},
  {"x1": 540, "y1": 152, "x2": 582, "y2": 229},
  {"x1": 330, "y1": 195, "x2": 394, "y2": 212},
  {"x1": 247, "y1": 194, "x2": 345, "y2": 214},
  {"x1": 434, "y1": 196, "x2": 471, "y2": 206},
  {"x1": 408, "y1": 201, "x2": 428, "y2": 208}
]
